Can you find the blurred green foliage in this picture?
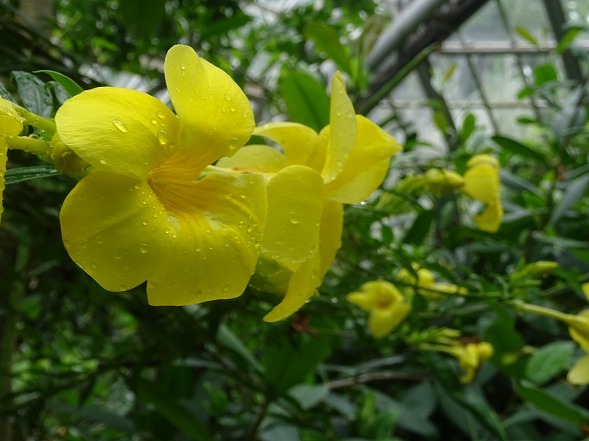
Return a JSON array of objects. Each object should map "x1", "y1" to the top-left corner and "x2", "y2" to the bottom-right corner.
[{"x1": 1, "y1": 1, "x2": 589, "y2": 441}]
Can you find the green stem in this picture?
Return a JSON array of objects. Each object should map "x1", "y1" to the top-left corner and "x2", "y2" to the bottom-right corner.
[
  {"x1": 512, "y1": 301, "x2": 571, "y2": 323},
  {"x1": 7, "y1": 136, "x2": 51, "y2": 156},
  {"x1": 11, "y1": 105, "x2": 55, "y2": 134}
]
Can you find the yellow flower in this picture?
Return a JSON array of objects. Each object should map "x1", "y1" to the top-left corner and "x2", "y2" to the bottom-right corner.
[
  {"x1": 426, "y1": 338, "x2": 494, "y2": 383},
  {"x1": 397, "y1": 265, "x2": 467, "y2": 298},
  {"x1": 461, "y1": 154, "x2": 503, "y2": 232},
  {"x1": 347, "y1": 281, "x2": 411, "y2": 339},
  {"x1": 55, "y1": 45, "x2": 266, "y2": 305},
  {"x1": 568, "y1": 353, "x2": 589, "y2": 385},
  {"x1": 0, "y1": 98, "x2": 24, "y2": 223},
  {"x1": 219, "y1": 72, "x2": 401, "y2": 321}
]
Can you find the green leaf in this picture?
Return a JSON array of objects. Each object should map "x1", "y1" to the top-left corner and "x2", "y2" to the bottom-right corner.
[
  {"x1": 492, "y1": 135, "x2": 545, "y2": 162},
  {"x1": 533, "y1": 63, "x2": 558, "y2": 86},
  {"x1": 515, "y1": 26, "x2": 539, "y2": 47},
  {"x1": 460, "y1": 113, "x2": 476, "y2": 142},
  {"x1": 525, "y1": 341, "x2": 575, "y2": 385},
  {"x1": 432, "y1": 111, "x2": 448, "y2": 133},
  {"x1": 518, "y1": 381, "x2": 589, "y2": 425},
  {"x1": 201, "y1": 13, "x2": 251, "y2": 40},
  {"x1": 216, "y1": 324, "x2": 263, "y2": 373},
  {"x1": 263, "y1": 330, "x2": 332, "y2": 396},
  {"x1": 49, "y1": 402, "x2": 136, "y2": 433},
  {"x1": 128, "y1": 377, "x2": 213, "y2": 441},
  {"x1": 4, "y1": 166, "x2": 60, "y2": 185},
  {"x1": 549, "y1": 173, "x2": 589, "y2": 226},
  {"x1": 556, "y1": 27, "x2": 583, "y2": 53},
  {"x1": 0, "y1": 82, "x2": 14, "y2": 101},
  {"x1": 34, "y1": 70, "x2": 83, "y2": 97},
  {"x1": 304, "y1": 23, "x2": 352, "y2": 74},
  {"x1": 278, "y1": 69, "x2": 330, "y2": 132},
  {"x1": 403, "y1": 210, "x2": 433, "y2": 245},
  {"x1": 119, "y1": 0, "x2": 166, "y2": 40},
  {"x1": 288, "y1": 384, "x2": 329, "y2": 410},
  {"x1": 11, "y1": 71, "x2": 53, "y2": 118}
]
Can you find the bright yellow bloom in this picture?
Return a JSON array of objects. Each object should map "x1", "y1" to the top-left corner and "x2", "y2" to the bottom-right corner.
[
  {"x1": 55, "y1": 45, "x2": 266, "y2": 305},
  {"x1": 461, "y1": 154, "x2": 503, "y2": 232},
  {"x1": 220, "y1": 72, "x2": 401, "y2": 321},
  {"x1": 397, "y1": 265, "x2": 467, "y2": 298},
  {"x1": 0, "y1": 98, "x2": 24, "y2": 223},
  {"x1": 426, "y1": 338, "x2": 494, "y2": 383},
  {"x1": 347, "y1": 281, "x2": 411, "y2": 339}
]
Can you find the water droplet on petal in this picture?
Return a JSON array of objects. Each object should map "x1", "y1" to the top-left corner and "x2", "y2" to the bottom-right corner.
[
  {"x1": 224, "y1": 193, "x2": 233, "y2": 200},
  {"x1": 90, "y1": 262, "x2": 97, "y2": 269},
  {"x1": 112, "y1": 119, "x2": 128, "y2": 132},
  {"x1": 158, "y1": 130, "x2": 168, "y2": 145},
  {"x1": 164, "y1": 228, "x2": 170, "y2": 234},
  {"x1": 156, "y1": 111, "x2": 166, "y2": 119},
  {"x1": 289, "y1": 211, "x2": 299, "y2": 225},
  {"x1": 139, "y1": 244, "x2": 149, "y2": 254},
  {"x1": 99, "y1": 158, "x2": 107, "y2": 165},
  {"x1": 224, "y1": 94, "x2": 231, "y2": 101}
]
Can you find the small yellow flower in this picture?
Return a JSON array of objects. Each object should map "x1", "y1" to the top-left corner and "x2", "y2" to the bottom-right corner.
[
  {"x1": 461, "y1": 154, "x2": 503, "y2": 232},
  {"x1": 55, "y1": 45, "x2": 266, "y2": 305},
  {"x1": 425, "y1": 338, "x2": 494, "y2": 383},
  {"x1": 0, "y1": 98, "x2": 25, "y2": 223},
  {"x1": 347, "y1": 281, "x2": 411, "y2": 339},
  {"x1": 220, "y1": 72, "x2": 401, "y2": 321}
]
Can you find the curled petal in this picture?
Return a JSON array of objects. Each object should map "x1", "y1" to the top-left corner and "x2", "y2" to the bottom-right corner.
[
  {"x1": 322, "y1": 72, "x2": 356, "y2": 183},
  {"x1": 254, "y1": 122, "x2": 319, "y2": 167},
  {"x1": 324, "y1": 116, "x2": 401, "y2": 203},
  {"x1": 473, "y1": 202, "x2": 503, "y2": 233},
  {"x1": 262, "y1": 165, "x2": 323, "y2": 271},
  {"x1": 56, "y1": 88, "x2": 178, "y2": 179},
  {"x1": 165, "y1": 45, "x2": 254, "y2": 165},
  {"x1": 217, "y1": 145, "x2": 287, "y2": 173}
]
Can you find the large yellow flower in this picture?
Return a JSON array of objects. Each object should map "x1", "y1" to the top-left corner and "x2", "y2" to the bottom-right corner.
[
  {"x1": 461, "y1": 154, "x2": 503, "y2": 232},
  {"x1": 219, "y1": 72, "x2": 401, "y2": 321},
  {"x1": 56, "y1": 45, "x2": 266, "y2": 305},
  {"x1": 0, "y1": 98, "x2": 24, "y2": 223},
  {"x1": 347, "y1": 280, "x2": 411, "y2": 339}
]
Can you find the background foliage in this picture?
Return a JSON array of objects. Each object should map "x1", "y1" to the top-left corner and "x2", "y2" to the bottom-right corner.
[{"x1": 1, "y1": 0, "x2": 589, "y2": 440}]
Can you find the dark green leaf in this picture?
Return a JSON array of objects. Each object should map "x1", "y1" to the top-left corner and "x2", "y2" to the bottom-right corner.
[
  {"x1": 0, "y1": 82, "x2": 14, "y2": 101},
  {"x1": 11, "y1": 71, "x2": 53, "y2": 118},
  {"x1": 525, "y1": 341, "x2": 574, "y2": 385},
  {"x1": 492, "y1": 135, "x2": 545, "y2": 162},
  {"x1": 216, "y1": 324, "x2": 263, "y2": 373},
  {"x1": 201, "y1": 13, "x2": 252, "y2": 40},
  {"x1": 35, "y1": 70, "x2": 83, "y2": 97},
  {"x1": 518, "y1": 381, "x2": 589, "y2": 425},
  {"x1": 304, "y1": 23, "x2": 352, "y2": 74},
  {"x1": 556, "y1": 27, "x2": 583, "y2": 53},
  {"x1": 129, "y1": 377, "x2": 213, "y2": 441},
  {"x1": 403, "y1": 210, "x2": 433, "y2": 245},
  {"x1": 432, "y1": 111, "x2": 447, "y2": 133},
  {"x1": 279, "y1": 69, "x2": 330, "y2": 132},
  {"x1": 533, "y1": 63, "x2": 558, "y2": 86},
  {"x1": 549, "y1": 173, "x2": 589, "y2": 226},
  {"x1": 119, "y1": 0, "x2": 166, "y2": 39},
  {"x1": 49, "y1": 402, "x2": 136, "y2": 433},
  {"x1": 461, "y1": 113, "x2": 476, "y2": 142},
  {"x1": 288, "y1": 384, "x2": 329, "y2": 410},
  {"x1": 4, "y1": 166, "x2": 60, "y2": 185}
]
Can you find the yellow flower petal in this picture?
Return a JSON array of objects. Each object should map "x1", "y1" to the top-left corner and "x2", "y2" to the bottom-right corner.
[
  {"x1": 262, "y1": 165, "x2": 323, "y2": 271},
  {"x1": 321, "y1": 72, "x2": 356, "y2": 183},
  {"x1": 318, "y1": 200, "x2": 343, "y2": 278},
  {"x1": 165, "y1": 45, "x2": 254, "y2": 163},
  {"x1": 473, "y1": 202, "x2": 503, "y2": 233},
  {"x1": 1, "y1": 98, "x2": 24, "y2": 223},
  {"x1": 61, "y1": 170, "x2": 266, "y2": 304},
  {"x1": 569, "y1": 310, "x2": 589, "y2": 352},
  {"x1": 582, "y1": 282, "x2": 589, "y2": 301},
  {"x1": 56, "y1": 87, "x2": 178, "y2": 179},
  {"x1": 254, "y1": 122, "x2": 319, "y2": 167},
  {"x1": 347, "y1": 290, "x2": 378, "y2": 311},
  {"x1": 324, "y1": 116, "x2": 400, "y2": 204},
  {"x1": 368, "y1": 302, "x2": 411, "y2": 339},
  {"x1": 60, "y1": 171, "x2": 169, "y2": 290},
  {"x1": 263, "y1": 252, "x2": 321, "y2": 322},
  {"x1": 567, "y1": 354, "x2": 589, "y2": 385},
  {"x1": 147, "y1": 172, "x2": 266, "y2": 305},
  {"x1": 217, "y1": 145, "x2": 287, "y2": 173}
]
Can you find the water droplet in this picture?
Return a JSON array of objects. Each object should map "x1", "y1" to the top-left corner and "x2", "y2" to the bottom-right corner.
[
  {"x1": 114, "y1": 251, "x2": 122, "y2": 260},
  {"x1": 164, "y1": 228, "x2": 170, "y2": 234},
  {"x1": 156, "y1": 111, "x2": 166, "y2": 119},
  {"x1": 99, "y1": 158, "x2": 107, "y2": 165},
  {"x1": 112, "y1": 119, "x2": 128, "y2": 132},
  {"x1": 224, "y1": 94, "x2": 231, "y2": 101},
  {"x1": 230, "y1": 107, "x2": 235, "y2": 113},
  {"x1": 133, "y1": 184, "x2": 140, "y2": 190},
  {"x1": 139, "y1": 244, "x2": 149, "y2": 254},
  {"x1": 142, "y1": 220, "x2": 148, "y2": 226},
  {"x1": 151, "y1": 118, "x2": 157, "y2": 125},
  {"x1": 90, "y1": 262, "x2": 97, "y2": 269},
  {"x1": 289, "y1": 211, "x2": 299, "y2": 225},
  {"x1": 158, "y1": 130, "x2": 168, "y2": 145},
  {"x1": 224, "y1": 193, "x2": 233, "y2": 200},
  {"x1": 223, "y1": 285, "x2": 230, "y2": 293}
]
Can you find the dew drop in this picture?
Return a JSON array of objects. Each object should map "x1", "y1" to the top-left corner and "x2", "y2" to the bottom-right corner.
[
  {"x1": 289, "y1": 211, "x2": 299, "y2": 225},
  {"x1": 151, "y1": 118, "x2": 157, "y2": 125},
  {"x1": 224, "y1": 193, "x2": 233, "y2": 200},
  {"x1": 99, "y1": 157, "x2": 107, "y2": 165},
  {"x1": 164, "y1": 228, "x2": 171, "y2": 235},
  {"x1": 90, "y1": 262, "x2": 97, "y2": 270},
  {"x1": 112, "y1": 119, "x2": 128, "y2": 132},
  {"x1": 156, "y1": 111, "x2": 166, "y2": 119},
  {"x1": 158, "y1": 130, "x2": 168, "y2": 145},
  {"x1": 224, "y1": 94, "x2": 231, "y2": 101},
  {"x1": 230, "y1": 107, "x2": 235, "y2": 113},
  {"x1": 139, "y1": 244, "x2": 149, "y2": 254},
  {"x1": 142, "y1": 220, "x2": 148, "y2": 226}
]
